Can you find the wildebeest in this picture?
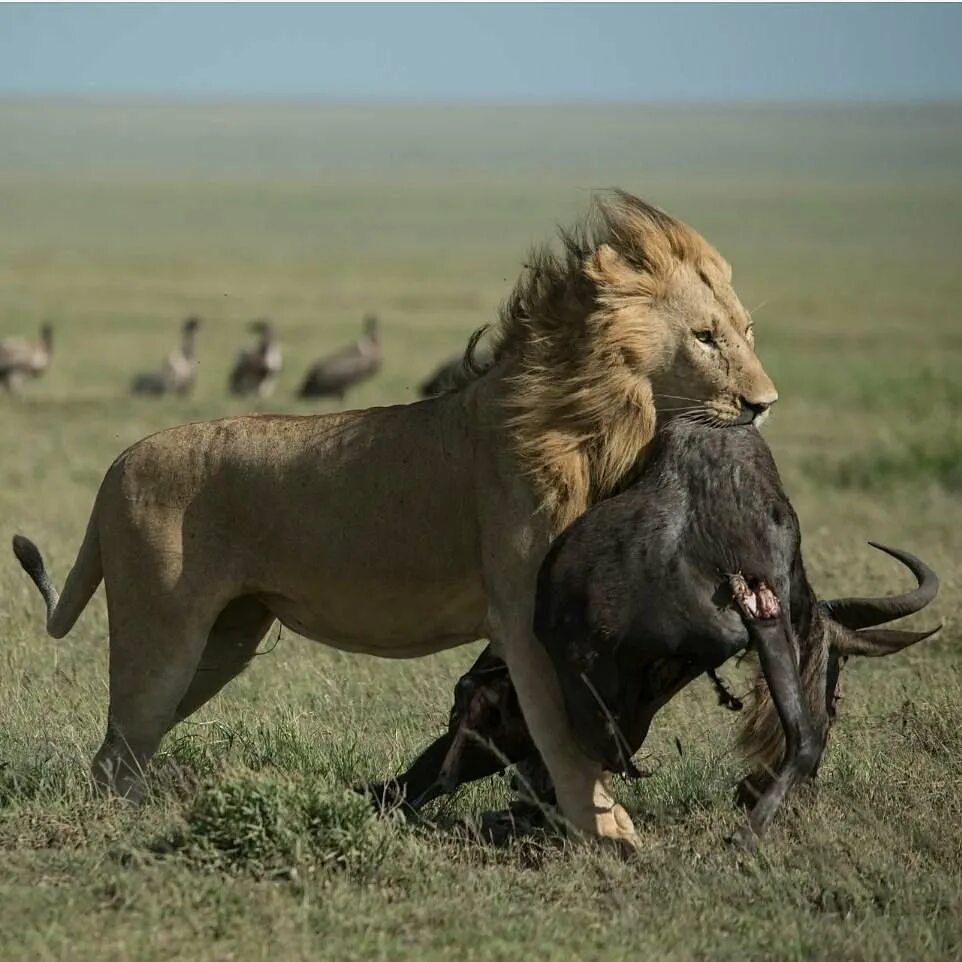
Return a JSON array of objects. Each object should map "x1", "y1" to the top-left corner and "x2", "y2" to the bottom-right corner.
[
  {"x1": 298, "y1": 314, "x2": 381, "y2": 401},
  {"x1": 229, "y1": 318, "x2": 282, "y2": 398},
  {"x1": 366, "y1": 418, "x2": 940, "y2": 846},
  {"x1": 131, "y1": 316, "x2": 201, "y2": 396},
  {"x1": 0, "y1": 322, "x2": 53, "y2": 393}
]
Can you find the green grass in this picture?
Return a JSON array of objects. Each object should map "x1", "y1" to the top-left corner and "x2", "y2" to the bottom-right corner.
[{"x1": 0, "y1": 100, "x2": 961, "y2": 961}]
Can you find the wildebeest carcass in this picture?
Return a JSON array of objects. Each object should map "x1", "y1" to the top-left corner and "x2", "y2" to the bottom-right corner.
[
  {"x1": 365, "y1": 418, "x2": 940, "y2": 847},
  {"x1": 298, "y1": 314, "x2": 381, "y2": 401}
]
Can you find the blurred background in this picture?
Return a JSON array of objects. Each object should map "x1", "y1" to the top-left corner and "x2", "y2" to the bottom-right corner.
[
  {"x1": 1, "y1": 6, "x2": 961, "y2": 959},
  {"x1": 1, "y1": 3, "x2": 959, "y2": 535},
  {"x1": 1, "y1": 5, "x2": 960, "y2": 400}
]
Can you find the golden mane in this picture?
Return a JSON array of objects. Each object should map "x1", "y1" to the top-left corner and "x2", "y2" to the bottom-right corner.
[{"x1": 467, "y1": 189, "x2": 732, "y2": 531}]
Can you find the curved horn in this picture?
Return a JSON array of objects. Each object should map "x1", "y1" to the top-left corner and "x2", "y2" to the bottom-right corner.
[
  {"x1": 822, "y1": 543, "x2": 939, "y2": 630},
  {"x1": 834, "y1": 624, "x2": 942, "y2": 657}
]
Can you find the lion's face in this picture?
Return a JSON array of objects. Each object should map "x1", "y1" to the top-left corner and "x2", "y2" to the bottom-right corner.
[{"x1": 647, "y1": 257, "x2": 777, "y2": 426}]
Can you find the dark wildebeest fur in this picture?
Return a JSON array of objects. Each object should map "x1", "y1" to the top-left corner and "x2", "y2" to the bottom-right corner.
[
  {"x1": 418, "y1": 328, "x2": 493, "y2": 398},
  {"x1": 365, "y1": 419, "x2": 940, "y2": 846}
]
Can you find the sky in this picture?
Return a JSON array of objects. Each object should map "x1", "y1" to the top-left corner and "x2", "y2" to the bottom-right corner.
[{"x1": 0, "y1": 3, "x2": 960, "y2": 103}]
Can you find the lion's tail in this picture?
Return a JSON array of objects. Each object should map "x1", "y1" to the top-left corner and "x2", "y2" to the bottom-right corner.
[{"x1": 13, "y1": 511, "x2": 102, "y2": 640}]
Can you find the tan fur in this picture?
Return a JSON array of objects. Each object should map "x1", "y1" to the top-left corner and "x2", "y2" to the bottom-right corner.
[{"x1": 16, "y1": 191, "x2": 775, "y2": 848}]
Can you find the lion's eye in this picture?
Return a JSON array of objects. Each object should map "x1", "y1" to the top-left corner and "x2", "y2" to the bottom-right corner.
[{"x1": 694, "y1": 330, "x2": 715, "y2": 346}]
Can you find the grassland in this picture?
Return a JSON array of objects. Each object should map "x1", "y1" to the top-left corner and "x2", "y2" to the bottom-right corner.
[{"x1": 0, "y1": 100, "x2": 960, "y2": 962}]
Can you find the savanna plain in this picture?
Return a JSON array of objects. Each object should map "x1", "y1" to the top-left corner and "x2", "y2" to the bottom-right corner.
[{"x1": 0, "y1": 101, "x2": 960, "y2": 961}]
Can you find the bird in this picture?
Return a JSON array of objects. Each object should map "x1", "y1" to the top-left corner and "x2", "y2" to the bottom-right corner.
[
  {"x1": 0, "y1": 323, "x2": 53, "y2": 393},
  {"x1": 298, "y1": 314, "x2": 382, "y2": 401},
  {"x1": 419, "y1": 335, "x2": 492, "y2": 398},
  {"x1": 418, "y1": 353, "x2": 471, "y2": 398},
  {"x1": 229, "y1": 319, "x2": 283, "y2": 398},
  {"x1": 131, "y1": 316, "x2": 201, "y2": 396}
]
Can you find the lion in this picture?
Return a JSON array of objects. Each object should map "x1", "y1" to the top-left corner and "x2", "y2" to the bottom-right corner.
[{"x1": 12, "y1": 190, "x2": 777, "y2": 850}]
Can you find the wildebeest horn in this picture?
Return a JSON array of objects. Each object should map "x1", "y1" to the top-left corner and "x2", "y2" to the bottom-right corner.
[
  {"x1": 822, "y1": 542, "x2": 939, "y2": 629},
  {"x1": 833, "y1": 624, "x2": 942, "y2": 657}
]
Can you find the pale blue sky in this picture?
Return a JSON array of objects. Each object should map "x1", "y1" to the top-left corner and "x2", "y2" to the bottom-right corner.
[{"x1": 1, "y1": 3, "x2": 959, "y2": 102}]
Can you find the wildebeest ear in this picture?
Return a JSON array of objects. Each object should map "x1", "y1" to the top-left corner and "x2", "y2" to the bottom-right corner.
[{"x1": 833, "y1": 624, "x2": 942, "y2": 657}]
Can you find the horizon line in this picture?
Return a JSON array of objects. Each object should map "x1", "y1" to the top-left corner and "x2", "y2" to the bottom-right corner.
[{"x1": 2, "y1": 92, "x2": 962, "y2": 110}]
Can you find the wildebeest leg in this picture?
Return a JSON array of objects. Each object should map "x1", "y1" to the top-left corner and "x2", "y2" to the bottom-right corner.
[
  {"x1": 706, "y1": 668, "x2": 743, "y2": 712},
  {"x1": 361, "y1": 649, "x2": 537, "y2": 813},
  {"x1": 734, "y1": 618, "x2": 820, "y2": 849},
  {"x1": 409, "y1": 649, "x2": 744, "y2": 808}
]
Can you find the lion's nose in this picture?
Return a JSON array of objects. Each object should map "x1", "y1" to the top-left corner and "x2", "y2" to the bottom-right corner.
[{"x1": 740, "y1": 396, "x2": 775, "y2": 420}]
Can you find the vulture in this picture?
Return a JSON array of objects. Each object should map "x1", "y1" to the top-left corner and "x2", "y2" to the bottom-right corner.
[
  {"x1": 229, "y1": 319, "x2": 283, "y2": 398},
  {"x1": 131, "y1": 317, "x2": 201, "y2": 396},
  {"x1": 298, "y1": 314, "x2": 382, "y2": 401},
  {"x1": 0, "y1": 323, "x2": 53, "y2": 393}
]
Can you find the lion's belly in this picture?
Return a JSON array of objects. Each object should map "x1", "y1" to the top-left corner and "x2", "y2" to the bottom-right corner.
[{"x1": 262, "y1": 575, "x2": 487, "y2": 658}]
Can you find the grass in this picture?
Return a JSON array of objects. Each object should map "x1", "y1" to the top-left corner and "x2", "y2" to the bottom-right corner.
[{"x1": 0, "y1": 100, "x2": 960, "y2": 961}]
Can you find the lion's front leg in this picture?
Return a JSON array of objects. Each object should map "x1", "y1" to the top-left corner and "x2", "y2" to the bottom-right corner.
[
  {"x1": 478, "y1": 447, "x2": 640, "y2": 852},
  {"x1": 489, "y1": 602, "x2": 641, "y2": 853}
]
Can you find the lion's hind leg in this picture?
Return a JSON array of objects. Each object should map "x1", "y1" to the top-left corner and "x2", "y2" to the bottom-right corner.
[
  {"x1": 170, "y1": 595, "x2": 276, "y2": 727},
  {"x1": 93, "y1": 608, "x2": 216, "y2": 801}
]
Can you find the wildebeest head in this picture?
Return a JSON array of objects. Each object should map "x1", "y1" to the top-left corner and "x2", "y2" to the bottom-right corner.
[{"x1": 738, "y1": 541, "x2": 940, "y2": 788}]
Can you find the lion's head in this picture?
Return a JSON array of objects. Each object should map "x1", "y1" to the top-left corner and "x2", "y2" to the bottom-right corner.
[{"x1": 471, "y1": 189, "x2": 777, "y2": 530}]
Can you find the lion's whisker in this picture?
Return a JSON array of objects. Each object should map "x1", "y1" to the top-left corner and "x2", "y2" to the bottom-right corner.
[
  {"x1": 654, "y1": 393, "x2": 703, "y2": 404},
  {"x1": 748, "y1": 298, "x2": 774, "y2": 316}
]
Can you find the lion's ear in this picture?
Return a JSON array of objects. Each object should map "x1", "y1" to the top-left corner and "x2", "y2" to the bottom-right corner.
[{"x1": 585, "y1": 243, "x2": 636, "y2": 288}]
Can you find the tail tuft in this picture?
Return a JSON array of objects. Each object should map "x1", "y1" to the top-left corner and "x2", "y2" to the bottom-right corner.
[
  {"x1": 13, "y1": 534, "x2": 45, "y2": 580},
  {"x1": 13, "y1": 521, "x2": 100, "y2": 638},
  {"x1": 12, "y1": 533, "x2": 60, "y2": 626}
]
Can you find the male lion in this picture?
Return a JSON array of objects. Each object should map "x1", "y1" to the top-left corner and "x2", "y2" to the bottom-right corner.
[{"x1": 13, "y1": 191, "x2": 776, "y2": 850}]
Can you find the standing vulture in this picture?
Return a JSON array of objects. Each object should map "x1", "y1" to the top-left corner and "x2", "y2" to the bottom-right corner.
[
  {"x1": 0, "y1": 323, "x2": 53, "y2": 393},
  {"x1": 298, "y1": 314, "x2": 381, "y2": 401},
  {"x1": 131, "y1": 317, "x2": 201, "y2": 396},
  {"x1": 229, "y1": 319, "x2": 283, "y2": 398}
]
